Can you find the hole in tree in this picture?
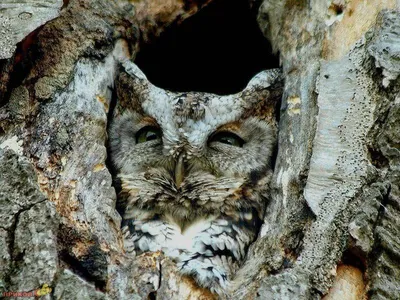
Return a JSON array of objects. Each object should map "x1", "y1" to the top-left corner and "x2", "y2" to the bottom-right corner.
[
  {"x1": 341, "y1": 249, "x2": 366, "y2": 272},
  {"x1": 135, "y1": 0, "x2": 279, "y2": 95},
  {"x1": 148, "y1": 291, "x2": 157, "y2": 300},
  {"x1": 367, "y1": 145, "x2": 389, "y2": 169},
  {"x1": 329, "y1": 3, "x2": 344, "y2": 15}
]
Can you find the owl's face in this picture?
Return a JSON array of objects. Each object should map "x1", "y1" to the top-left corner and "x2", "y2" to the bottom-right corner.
[{"x1": 110, "y1": 68, "x2": 278, "y2": 227}]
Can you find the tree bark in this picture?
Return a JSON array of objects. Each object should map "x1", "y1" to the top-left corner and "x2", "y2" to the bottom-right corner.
[{"x1": 0, "y1": 0, "x2": 399, "y2": 299}]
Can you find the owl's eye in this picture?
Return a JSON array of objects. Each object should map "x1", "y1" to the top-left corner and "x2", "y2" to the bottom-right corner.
[
  {"x1": 135, "y1": 126, "x2": 162, "y2": 144},
  {"x1": 208, "y1": 131, "x2": 245, "y2": 147}
]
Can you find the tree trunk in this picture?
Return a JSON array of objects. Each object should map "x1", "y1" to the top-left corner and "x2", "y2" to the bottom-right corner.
[{"x1": 0, "y1": 0, "x2": 399, "y2": 299}]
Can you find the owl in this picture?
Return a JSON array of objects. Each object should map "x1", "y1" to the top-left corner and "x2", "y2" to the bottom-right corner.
[{"x1": 109, "y1": 60, "x2": 281, "y2": 295}]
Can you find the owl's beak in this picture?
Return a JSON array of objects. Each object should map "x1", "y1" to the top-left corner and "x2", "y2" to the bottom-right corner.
[{"x1": 175, "y1": 153, "x2": 185, "y2": 188}]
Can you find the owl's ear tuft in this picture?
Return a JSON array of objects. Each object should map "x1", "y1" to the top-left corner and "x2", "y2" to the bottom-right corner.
[
  {"x1": 244, "y1": 69, "x2": 282, "y2": 92},
  {"x1": 114, "y1": 62, "x2": 158, "y2": 114},
  {"x1": 121, "y1": 60, "x2": 148, "y2": 81},
  {"x1": 238, "y1": 69, "x2": 283, "y2": 120}
]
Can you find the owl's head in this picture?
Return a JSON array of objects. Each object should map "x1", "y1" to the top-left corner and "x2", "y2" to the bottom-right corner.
[{"x1": 109, "y1": 61, "x2": 281, "y2": 225}]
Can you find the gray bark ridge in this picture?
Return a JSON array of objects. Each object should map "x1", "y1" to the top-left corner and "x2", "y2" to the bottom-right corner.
[{"x1": 249, "y1": 6, "x2": 400, "y2": 299}]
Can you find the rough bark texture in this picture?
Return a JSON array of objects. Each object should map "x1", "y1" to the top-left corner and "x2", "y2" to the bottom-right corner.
[
  {"x1": 250, "y1": 1, "x2": 400, "y2": 299},
  {"x1": 0, "y1": 0, "x2": 63, "y2": 60},
  {"x1": 1, "y1": 0, "x2": 399, "y2": 299}
]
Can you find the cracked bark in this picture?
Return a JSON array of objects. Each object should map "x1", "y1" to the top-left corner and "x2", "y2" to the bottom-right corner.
[{"x1": 1, "y1": 0, "x2": 400, "y2": 299}]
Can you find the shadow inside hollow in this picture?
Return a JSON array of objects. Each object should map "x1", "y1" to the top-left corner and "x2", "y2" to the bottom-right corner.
[{"x1": 135, "y1": 0, "x2": 279, "y2": 95}]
